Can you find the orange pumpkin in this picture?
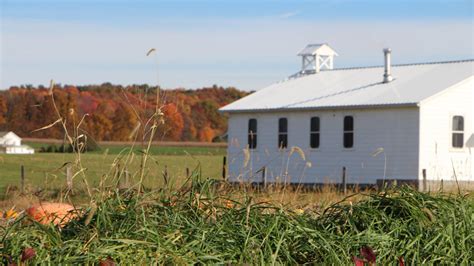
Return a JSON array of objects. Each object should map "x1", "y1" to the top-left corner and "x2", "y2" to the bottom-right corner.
[{"x1": 26, "y1": 202, "x2": 77, "y2": 227}]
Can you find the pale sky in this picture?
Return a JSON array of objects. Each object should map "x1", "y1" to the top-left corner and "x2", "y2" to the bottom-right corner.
[{"x1": 1, "y1": 0, "x2": 473, "y2": 91}]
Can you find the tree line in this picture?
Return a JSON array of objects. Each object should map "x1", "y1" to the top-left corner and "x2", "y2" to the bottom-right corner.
[{"x1": 0, "y1": 83, "x2": 249, "y2": 142}]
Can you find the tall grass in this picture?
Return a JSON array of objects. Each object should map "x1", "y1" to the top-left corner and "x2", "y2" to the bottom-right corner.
[{"x1": 1, "y1": 177, "x2": 473, "y2": 264}]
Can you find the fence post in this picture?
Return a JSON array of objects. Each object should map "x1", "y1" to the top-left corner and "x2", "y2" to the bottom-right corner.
[
  {"x1": 342, "y1": 166, "x2": 347, "y2": 195},
  {"x1": 422, "y1": 169, "x2": 427, "y2": 192},
  {"x1": 186, "y1": 167, "x2": 190, "y2": 178},
  {"x1": 118, "y1": 166, "x2": 129, "y2": 189},
  {"x1": 20, "y1": 165, "x2": 25, "y2": 194},
  {"x1": 66, "y1": 165, "x2": 73, "y2": 191},
  {"x1": 222, "y1": 156, "x2": 227, "y2": 180},
  {"x1": 116, "y1": 163, "x2": 121, "y2": 188},
  {"x1": 163, "y1": 165, "x2": 169, "y2": 185},
  {"x1": 116, "y1": 163, "x2": 121, "y2": 180},
  {"x1": 125, "y1": 166, "x2": 130, "y2": 187},
  {"x1": 118, "y1": 172, "x2": 124, "y2": 189}
]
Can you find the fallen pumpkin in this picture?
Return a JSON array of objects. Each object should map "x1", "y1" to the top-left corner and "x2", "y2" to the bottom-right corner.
[{"x1": 26, "y1": 202, "x2": 78, "y2": 226}]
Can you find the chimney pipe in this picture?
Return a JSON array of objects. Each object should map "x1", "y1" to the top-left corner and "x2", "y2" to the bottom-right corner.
[{"x1": 383, "y1": 48, "x2": 393, "y2": 83}]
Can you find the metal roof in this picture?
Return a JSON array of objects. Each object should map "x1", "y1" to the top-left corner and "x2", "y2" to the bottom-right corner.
[
  {"x1": 297, "y1": 43, "x2": 338, "y2": 56},
  {"x1": 220, "y1": 60, "x2": 474, "y2": 113}
]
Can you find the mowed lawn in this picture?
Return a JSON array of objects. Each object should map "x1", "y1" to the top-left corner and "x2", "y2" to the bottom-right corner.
[{"x1": 0, "y1": 147, "x2": 226, "y2": 191}]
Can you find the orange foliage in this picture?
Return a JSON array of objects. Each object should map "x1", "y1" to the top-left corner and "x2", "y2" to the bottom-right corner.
[
  {"x1": 198, "y1": 125, "x2": 215, "y2": 142},
  {"x1": 0, "y1": 84, "x2": 249, "y2": 142},
  {"x1": 162, "y1": 103, "x2": 184, "y2": 141}
]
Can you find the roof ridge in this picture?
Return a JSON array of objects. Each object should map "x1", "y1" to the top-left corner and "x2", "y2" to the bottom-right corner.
[
  {"x1": 285, "y1": 58, "x2": 474, "y2": 81},
  {"x1": 332, "y1": 58, "x2": 474, "y2": 71}
]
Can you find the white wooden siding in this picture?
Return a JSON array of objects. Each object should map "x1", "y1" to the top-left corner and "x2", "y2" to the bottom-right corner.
[
  {"x1": 419, "y1": 77, "x2": 474, "y2": 182},
  {"x1": 227, "y1": 108, "x2": 420, "y2": 184}
]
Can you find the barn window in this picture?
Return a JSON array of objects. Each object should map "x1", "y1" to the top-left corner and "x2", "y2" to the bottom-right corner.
[
  {"x1": 278, "y1": 118, "x2": 288, "y2": 149},
  {"x1": 343, "y1": 116, "x2": 354, "y2": 148},
  {"x1": 310, "y1": 117, "x2": 320, "y2": 148},
  {"x1": 248, "y1": 119, "x2": 257, "y2": 149},
  {"x1": 452, "y1": 116, "x2": 464, "y2": 148}
]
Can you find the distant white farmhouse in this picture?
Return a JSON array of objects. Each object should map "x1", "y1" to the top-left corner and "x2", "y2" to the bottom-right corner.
[
  {"x1": 0, "y1": 131, "x2": 35, "y2": 154},
  {"x1": 220, "y1": 44, "x2": 474, "y2": 189}
]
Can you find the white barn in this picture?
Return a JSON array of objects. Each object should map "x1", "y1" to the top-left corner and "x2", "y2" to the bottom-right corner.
[
  {"x1": 220, "y1": 44, "x2": 474, "y2": 190},
  {"x1": 0, "y1": 131, "x2": 35, "y2": 154}
]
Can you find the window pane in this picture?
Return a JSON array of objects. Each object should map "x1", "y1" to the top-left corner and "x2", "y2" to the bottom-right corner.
[
  {"x1": 453, "y1": 116, "x2": 464, "y2": 131},
  {"x1": 310, "y1": 117, "x2": 320, "y2": 132},
  {"x1": 310, "y1": 133, "x2": 320, "y2": 148},
  {"x1": 279, "y1": 118, "x2": 288, "y2": 133},
  {"x1": 452, "y1": 133, "x2": 463, "y2": 148},
  {"x1": 344, "y1": 116, "x2": 354, "y2": 131},
  {"x1": 278, "y1": 134, "x2": 288, "y2": 149},
  {"x1": 248, "y1": 119, "x2": 257, "y2": 149},
  {"x1": 248, "y1": 133, "x2": 257, "y2": 149},
  {"x1": 344, "y1": 132, "x2": 354, "y2": 148},
  {"x1": 248, "y1": 119, "x2": 257, "y2": 133}
]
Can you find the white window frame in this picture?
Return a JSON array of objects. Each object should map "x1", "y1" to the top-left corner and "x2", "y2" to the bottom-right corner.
[
  {"x1": 343, "y1": 115, "x2": 354, "y2": 150},
  {"x1": 248, "y1": 118, "x2": 257, "y2": 150},
  {"x1": 310, "y1": 116, "x2": 320, "y2": 149},
  {"x1": 278, "y1": 117, "x2": 288, "y2": 149},
  {"x1": 451, "y1": 115, "x2": 464, "y2": 149}
]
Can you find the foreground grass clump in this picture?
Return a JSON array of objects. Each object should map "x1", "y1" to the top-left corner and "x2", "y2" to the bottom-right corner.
[{"x1": 1, "y1": 180, "x2": 473, "y2": 264}]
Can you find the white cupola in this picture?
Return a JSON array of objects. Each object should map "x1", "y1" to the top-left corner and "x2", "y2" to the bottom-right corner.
[{"x1": 298, "y1": 43, "x2": 338, "y2": 74}]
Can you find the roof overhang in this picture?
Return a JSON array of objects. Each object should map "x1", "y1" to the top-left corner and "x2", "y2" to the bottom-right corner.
[{"x1": 219, "y1": 102, "x2": 419, "y2": 114}]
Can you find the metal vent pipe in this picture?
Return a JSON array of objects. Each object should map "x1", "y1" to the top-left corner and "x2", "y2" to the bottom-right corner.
[{"x1": 383, "y1": 48, "x2": 393, "y2": 83}]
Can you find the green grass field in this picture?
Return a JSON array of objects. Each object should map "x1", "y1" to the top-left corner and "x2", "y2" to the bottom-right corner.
[
  {"x1": 0, "y1": 149, "x2": 225, "y2": 192},
  {"x1": 23, "y1": 141, "x2": 227, "y2": 156}
]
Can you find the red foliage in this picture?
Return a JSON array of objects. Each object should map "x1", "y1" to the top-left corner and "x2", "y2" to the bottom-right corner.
[
  {"x1": 99, "y1": 257, "x2": 116, "y2": 266},
  {"x1": 79, "y1": 91, "x2": 100, "y2": 114},
  {"x1": 21, "y1": 247, "x2": 36, "y2": 262},
  {"x1": 0, "y1": 95, "x2": 6, "y2": 125},
  {"x1": 352, "y1": 256, "x2": 365, "y2": 266},
  {"x1": 360, "y1": 246, "x2": 376, "y2": 263},
  {"x1": 0, "y1": 84, "x2": 248, "y2": 142},
  {"x1": 398, "y1": 256, "x2": 405, "y2": 266},
  {"x1": 352, "y1": 246, "x2": 377, "y2": 266}
]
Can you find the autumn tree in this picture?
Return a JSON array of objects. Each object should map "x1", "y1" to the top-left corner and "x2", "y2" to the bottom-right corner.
[
  {"x1": 84, "y1": 113, "x2": 113, "y2": 141},
  {"x1": 182, "y1": 116, "x2": 197, "y2": 141},
  {"x1": 160, "y1": 103, "x2": 184, "y2": 141},
  {"x1": 6, "y1": 91, "x2": 28, "y2": 135},
  {"x1": 110, "y1": 102, "x2": 139, "y2": 141},
  {"x1": 0, "y1": 84, "x2": 249, "y2": 142},
  {"x1": 198, "y1": 125, "x2": 215, "y2": 142},
  {"x1": 0, "y1": 94, "x2": 7, "y2": 127}
]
